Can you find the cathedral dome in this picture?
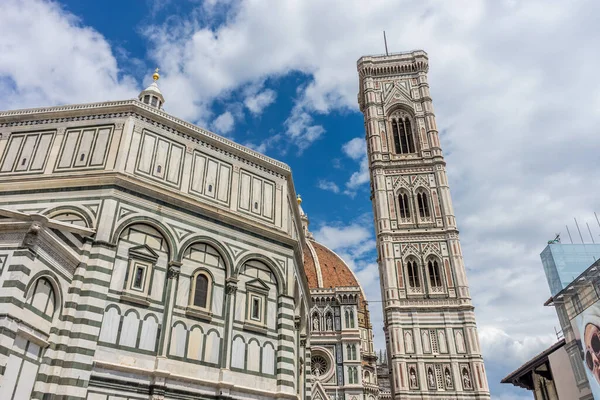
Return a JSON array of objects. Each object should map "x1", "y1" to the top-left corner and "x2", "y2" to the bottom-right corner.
[
  {"x1": 303, "y1": 239, "x2": 359, "y2": 290},
  {"x1": 297, "y1": 195, "x2": 371, "y2": 330}
]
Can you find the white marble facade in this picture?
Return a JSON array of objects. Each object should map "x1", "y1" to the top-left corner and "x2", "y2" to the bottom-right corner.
[
  {"x1": 0, "y1": 84, "x2": 312, "y2": 400},
  {"x1": 357, "y1": 51, "x2": 491, "y2": 399}
]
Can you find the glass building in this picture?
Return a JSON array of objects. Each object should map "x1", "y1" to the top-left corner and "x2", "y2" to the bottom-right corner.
[{"x1": 541, "y1": 243, "x2": 600, "y2": 296}]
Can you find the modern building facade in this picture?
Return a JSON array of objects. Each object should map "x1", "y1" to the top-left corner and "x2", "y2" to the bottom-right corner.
[
  {"x1": 298, "y1": 198, "x2": 378, "y2": 400},
  {"x1": 0, "y1": 73, "x2": 313, "y2": 399},
  {"x1": 542, "y1": 244, "x2": 600, "y2": 399},
  {"x1": 357, "y1": 50, "x2": 490, "y2": 399}
]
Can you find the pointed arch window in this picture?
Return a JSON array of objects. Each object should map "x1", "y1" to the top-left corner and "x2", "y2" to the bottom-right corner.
[
  {"x1": 349, "y1": 310, "x2": 355, "y2": 328},
  {"x1": 406, "y1": 260, "x2": 420, "y2": 289},
  {"x1": 428, "y1": 260, "x2": 443, "y2": 291},
  {"x1": 398, "y1": 192, "x2": 411, "y2": 219},
  {"x1": 352, "y1": 344, "x2": 357, "y2": 360},
  {"x1": 417, "y1": 191, "x2": 431, "y2": 218},
  {"x1": 347, "y1": 344, "x2": 352, "y2": 359},
  {"x1": 391, "y1": 116, "x2": 416, "y2": 155},
  {"x1": 345, "y1": 310, "x2": 350, "y2": 329}
]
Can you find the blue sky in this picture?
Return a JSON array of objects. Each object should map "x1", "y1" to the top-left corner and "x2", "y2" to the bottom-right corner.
[{"x1": 4, "y1": 1, "x2": 600, "y2": 398}]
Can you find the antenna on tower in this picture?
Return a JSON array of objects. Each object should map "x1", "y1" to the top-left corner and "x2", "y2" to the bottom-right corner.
[
  {"x1": 566, "y1": 225, "x2": 574, "y2": 244},
  {"x1": 575, "y1": 218, "x2": 585, "y2": 243},
  {"x1": 383, "y1": 31, "x2": 389, "y2": 56},
  {"x1": 587, "y1": 222, "x2": 596, "y2": 244}
]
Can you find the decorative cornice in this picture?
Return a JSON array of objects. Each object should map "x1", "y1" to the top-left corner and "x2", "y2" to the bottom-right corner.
[
  {"x1": 357, "y1": 50, "x2": 429, "y2": 77},
  {"x1": 0, "y1": 99, "x2": 290, "y2": 175}
]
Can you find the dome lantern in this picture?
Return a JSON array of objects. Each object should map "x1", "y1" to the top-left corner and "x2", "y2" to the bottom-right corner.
[{"x1": 138, "y1": 68, "x2": 165, "y2": 110}]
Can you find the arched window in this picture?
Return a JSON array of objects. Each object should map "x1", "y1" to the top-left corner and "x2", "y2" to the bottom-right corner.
[
  {"x1": 406, "y1": 260, "x2": 420, "y2": 288},
  {"x1": 428, "y1": 260, "x2": 443, "y2": 289},
  {"x1": 398, "y1": 192, "x2": 411, "y2": 219},
  {"x1": 28, "y1": 278, "x2": 56, "y2": 319},
  {"x1": 417, "y1": 191, "x2": 430, "y2": 218},
  {"x1": 349, "y1": 310, "x2": 355, "y2": 328},
  {"x1": 391, "y1": 116, "x2": 416, "y2": 154},
  {"x1": 354, "y1": 367, "x2": 359, "y2": 384},
  {"x1": 352, "y1": 344, "x2": 357, "y2": 360},
  {"x1": 345, "y1": 310, "x2": 350, "y2": 329},
  {"x1": 347, "y1": 344, "x2": 352, "y2": 359},
  {"x1": 183, "y1": 243, "x2": 226, "y2": 317},
  {"x1": 193, "y1": 273, "x2": 209, "y2": 308}
]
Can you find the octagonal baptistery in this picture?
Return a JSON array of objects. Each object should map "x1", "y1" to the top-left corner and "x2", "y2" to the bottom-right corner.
[
  {"x1": 0, "y1": 72, "x2": 312, "y2": 400},
  {"x1": 298, "y1": 197, "x2": 379, "y2": 400}
]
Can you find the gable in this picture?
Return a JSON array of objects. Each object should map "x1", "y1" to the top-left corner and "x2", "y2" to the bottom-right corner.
[{"x1": 128, "y1": 244, "x2": 159, "y2": 261}]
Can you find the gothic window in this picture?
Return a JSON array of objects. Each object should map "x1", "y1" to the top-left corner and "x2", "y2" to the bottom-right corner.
[
  {"x1": 349, "y1": 310, "x2": 355, "y2": 328},
  {"x1": 348, "y1": 367, "x2": 359, "y2": 384},
  {"x1": 347, "y1": 344, "x2": 352, "y2": 359},
  {"x1": 391, "y1": 115, "x2": 416, "y2": 154},
  {"x1": 417, "y1": 190, "x2": 431, "y2": 218},
  {"x1": 398, "y1": 192, "x2": 411, "y2": 219},
  {"x1": 428, "y1": 260, "x2": 443, "y2": 290},
  {"x1": 406, "y1": 260, "x2": 420, "y2": 289},
  {"x1": 345, "y1": 310, "x2": 350, "y2": 329},
  {"x1": 27, "y1": 277, "x2": 56, "y2": 319},
  {"x1": 352, "y1": 344, "x2": 357, "y2": 360}
]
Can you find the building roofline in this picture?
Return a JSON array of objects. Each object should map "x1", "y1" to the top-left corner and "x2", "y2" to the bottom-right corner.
[
  {"x1": 501, "y1": 339, "x2": 565, "y2": 384},
  {"x1": 356, "y1": 50, "x2": 428, "y2": 66},
  {"x1": 0, "y1": 99, "x2": 290, "y2": 174}
]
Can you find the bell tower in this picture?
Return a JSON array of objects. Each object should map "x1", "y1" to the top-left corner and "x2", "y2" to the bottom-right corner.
[{"x1": 357, "y1": 51, "x2": 490, "y2": 399}]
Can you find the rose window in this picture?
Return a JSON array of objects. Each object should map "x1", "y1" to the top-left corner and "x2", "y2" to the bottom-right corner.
[{"x1": 311, "y1": 355, "x2": 328, "y2": 377}]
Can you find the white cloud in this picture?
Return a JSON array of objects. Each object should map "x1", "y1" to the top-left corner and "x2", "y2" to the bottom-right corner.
[
  {"x1": 479, "y1": 326, "x2": 556, "y2": 367},
  {"x1": 342, "y1": 138, "x2": 365, "y2": 161},
  {"x1": 0, "y1": 0, "x2": 138, "y2": 110},
  {"x1": 244, "y1": 89, "x2": 276, "y2": 115},
  {"x1": 283, "y1": 106, "x2": 325, "y2": 151},
  {"x1": 317, "y1": 180, "x2": 340, "y2": 194},
  {"x1": 212, "y1": 111, "x2": 235, "y2": 134},
  {"x1": 342, "y1": 137, "x2": 370, "y2": 194},
  {"x1": 313, "y1": 223, "x2": 371, "y2": 252}
]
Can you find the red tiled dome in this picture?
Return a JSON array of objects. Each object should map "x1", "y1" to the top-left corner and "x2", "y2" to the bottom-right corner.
[{"x1": 303, "y1": 239, "x2": 359, "y2": 289}]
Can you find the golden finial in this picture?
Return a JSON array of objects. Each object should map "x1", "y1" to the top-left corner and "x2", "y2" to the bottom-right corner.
[
  {"x1": 297, "y1": 194, "x2": 302, "y2": 205},
  {"x1": 152, "y1": 68, "x2": 160, "y2": 81}
]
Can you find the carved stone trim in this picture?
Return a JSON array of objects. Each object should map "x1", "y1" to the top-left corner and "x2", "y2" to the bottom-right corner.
[
  {"x1": 226, "y1": 277, "x2": 239, "y2": 294},
  {"x1": 167, "y1": 261, "x2": 182, "y2": 280}
]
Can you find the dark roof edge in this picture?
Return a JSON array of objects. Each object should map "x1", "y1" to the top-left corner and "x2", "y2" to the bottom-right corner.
[{"x1": 500, "y1": 339, "x2": 565, "y2": 383}]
